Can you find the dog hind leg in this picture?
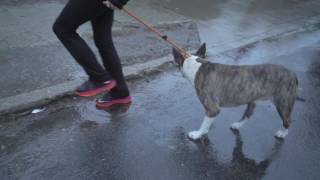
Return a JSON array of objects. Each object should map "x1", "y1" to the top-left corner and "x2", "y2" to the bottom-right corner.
[
  {"x1": 274, "y1": 97, "x2": 295, "y2": 139},
  {"x1": 231, "y1": 102, "x2": 256, "y2": 130}
]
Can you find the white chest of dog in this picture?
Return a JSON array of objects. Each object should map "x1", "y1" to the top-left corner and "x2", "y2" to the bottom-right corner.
[{"x1": 182, "y1": 55, "x2": 202, "y2": 86}]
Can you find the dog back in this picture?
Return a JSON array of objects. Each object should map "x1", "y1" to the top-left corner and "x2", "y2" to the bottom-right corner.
[{"x1": 194, "y1": 62, "x2": 298, "y2": 107}]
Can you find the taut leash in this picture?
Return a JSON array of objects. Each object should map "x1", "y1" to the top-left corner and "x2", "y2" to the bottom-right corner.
[{"x1": 122, "y1": 7, "x2": 191, "y2": 59}]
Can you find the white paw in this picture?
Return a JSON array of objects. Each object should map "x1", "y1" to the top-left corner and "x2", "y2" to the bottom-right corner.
[
  {"x1": 230, "y1": 122, "x2": 244, "y2": 130},
  {"x1": 275, "y1": 128, "x2": 288, "y2": 139},
  {"x1": 188, "y1": 131, "x2": 204, "y2": 140}
]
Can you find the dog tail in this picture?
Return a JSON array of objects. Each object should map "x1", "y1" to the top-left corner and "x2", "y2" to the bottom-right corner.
[
  {"x1": 296, "y1": 96, "x2": 306, "y2": 102},
  {"x1": 294, "y1": 76, "x2": 306, "y2": 102}
]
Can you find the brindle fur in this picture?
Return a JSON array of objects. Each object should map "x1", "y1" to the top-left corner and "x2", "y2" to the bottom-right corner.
[{"x1": 195, "y1": 61, "x2": 298, "y2": 129}]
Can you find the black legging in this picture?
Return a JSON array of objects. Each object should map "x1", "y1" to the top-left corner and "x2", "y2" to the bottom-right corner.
[{"x1": 53, "y1": 0, "x2": 129, "y2": 98}]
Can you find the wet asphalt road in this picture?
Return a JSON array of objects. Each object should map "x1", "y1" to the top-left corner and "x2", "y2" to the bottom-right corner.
[{"x1": 1, "y1": 33, "x2": 320, "y2": 179}]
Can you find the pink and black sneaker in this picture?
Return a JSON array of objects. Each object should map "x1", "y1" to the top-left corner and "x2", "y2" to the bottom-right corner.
[
  {"x1": 75, "y1": 80, "x2": 116, "y2": 97},
  {"x1": 96, "y1": 94, "x2": 132, "y2": 109}
]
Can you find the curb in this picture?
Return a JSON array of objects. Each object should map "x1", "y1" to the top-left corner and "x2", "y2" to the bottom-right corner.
[
  {"x1": 207, "y1": 16, "x2": 320, "y2": 56},
  {"x1": 0, "y1": 54, "x2": 177, "y2": 116},
  {"x1": 0, "y1": 19, "x2": 199, "y2": 116}
]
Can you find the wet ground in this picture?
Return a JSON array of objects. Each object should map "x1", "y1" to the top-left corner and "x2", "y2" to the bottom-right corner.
[
  {"x1": 1, "y1": 30, "x2": 320, "y2": 179},
  {"x1": 141, "y1": 0, "x2": 320, "y2": 55}
]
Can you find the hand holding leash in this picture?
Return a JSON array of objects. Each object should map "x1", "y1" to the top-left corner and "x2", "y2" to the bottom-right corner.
[{"x1": 102, "y1": 0, "x2": 119, "y2": 10}]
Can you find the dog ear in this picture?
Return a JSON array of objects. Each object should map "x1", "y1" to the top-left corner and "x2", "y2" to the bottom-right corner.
[
  {"x1": 195, "y1": 43, "x2": 206, "y2": 58},
  {"x1": 172, "y1": 47, "x2": 185, "y2": 65}
]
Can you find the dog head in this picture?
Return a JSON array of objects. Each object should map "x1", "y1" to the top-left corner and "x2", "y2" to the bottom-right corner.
[{"x1": 172, "y1": 43, "x2": 206, "y2": 68}]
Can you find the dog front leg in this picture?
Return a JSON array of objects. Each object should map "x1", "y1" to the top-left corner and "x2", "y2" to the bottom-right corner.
[{"x1": 188, "y1": 116, "x2": 215, "y2": 140}]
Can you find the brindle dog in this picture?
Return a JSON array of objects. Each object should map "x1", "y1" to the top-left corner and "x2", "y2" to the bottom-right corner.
[{"x1": 173, "y1": 43, "x2": 298, "y2": 140}]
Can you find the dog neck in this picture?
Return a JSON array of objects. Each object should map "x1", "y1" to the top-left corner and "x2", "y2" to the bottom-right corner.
[{"x1": 182, "y1": 55, "x2": 202, "y2": 85}]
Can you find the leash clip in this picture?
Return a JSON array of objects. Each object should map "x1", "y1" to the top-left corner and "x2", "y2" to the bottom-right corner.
[{"x1": 161, "y1": 35, "x2": 168, "y2": 40}]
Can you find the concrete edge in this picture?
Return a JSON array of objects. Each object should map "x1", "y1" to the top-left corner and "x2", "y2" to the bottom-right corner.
[
  {"x1": 0, "y1": 53, "x2": 178, "y2": 116},
  {"x1": 214, "y1": 22, "x2": 320, "y2": 58},
  {"x1": 208, "y1": 18, "x2": 320, "y2": 55}
]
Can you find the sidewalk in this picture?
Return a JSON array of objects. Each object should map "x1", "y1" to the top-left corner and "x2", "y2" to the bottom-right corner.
[
  {"x1": 1, "y1": 0, "x2": 320, "y2": 115},
  {"x1": 0, "y1": 0, "x2": 200, "y2": 114}
]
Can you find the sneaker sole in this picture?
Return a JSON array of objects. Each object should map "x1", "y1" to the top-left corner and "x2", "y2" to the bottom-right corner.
[
  {"x1": 96, "y1": 96, "x2": 132, "y2": 109},
  {"x1": 75, "y1": 80, "x2": 116, "y2": 97}
]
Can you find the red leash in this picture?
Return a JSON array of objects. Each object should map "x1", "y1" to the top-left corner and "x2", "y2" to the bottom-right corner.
[{"x1": 122, "y1": 7, "x2": 191, "y2": 59}]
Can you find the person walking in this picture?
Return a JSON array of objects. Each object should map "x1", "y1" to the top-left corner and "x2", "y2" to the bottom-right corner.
[{"x1": 53, "y1": 0, "x2": 131, "y2": 109}]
